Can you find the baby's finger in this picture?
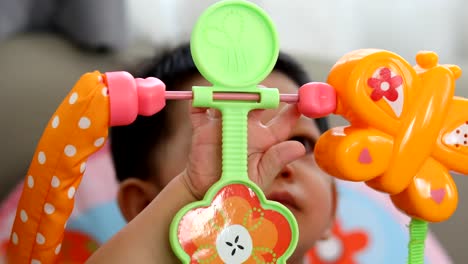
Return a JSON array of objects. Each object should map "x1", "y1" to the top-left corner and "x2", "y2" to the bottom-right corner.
[
  {"x1": 265, "y1": 104, "x2": 301, "y2": 142},
  {"x1": 253, "y1": 140, "x2": 305, "y2": 190},
  {"x1": 189, "y1": 104, "x2": 222, "y2": 148},
  {"x1": 190, "y1": 108, "x2": 208, "y2": 128},
  {"x1": 190, "y1": 103, "x2": 221, "y2": 128},
  {"x1": 206, "y1": 108, "x2": 222, "y2": 120},
  {"x1": 248, "y1": 109, "x2": 266, "y2": 124}
]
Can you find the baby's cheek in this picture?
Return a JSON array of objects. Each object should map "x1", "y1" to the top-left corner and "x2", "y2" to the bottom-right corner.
[
  {"x1": 309, "y1": 187, "x2": 334, "y2": 223},
  {"x1": 295, "y1": 205, "x2": 334, "y2": 256},
  {"x1": 298, "y1": 180, "x2": 334, "y2": 242}
]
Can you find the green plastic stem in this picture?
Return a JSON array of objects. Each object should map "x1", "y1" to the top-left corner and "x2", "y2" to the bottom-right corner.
[
  {"x1": 408, "y1": 218, "x2": 428, "y2": 264},
  {"x1": 192, "y1": 85, "x2": 279, "y2": 182},
  {"x1": 221, "y1": 107, "x2": 249, "y2": 181}
]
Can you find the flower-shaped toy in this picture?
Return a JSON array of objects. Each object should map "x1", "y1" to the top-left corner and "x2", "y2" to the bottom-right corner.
[{"x1": 170, "y1": 1, "x2": 300, "y2": 262}]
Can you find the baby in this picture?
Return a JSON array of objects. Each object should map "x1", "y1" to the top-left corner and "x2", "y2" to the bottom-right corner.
[{"x1": 87, "y1": 44, "x2": 336, "y2": 264}]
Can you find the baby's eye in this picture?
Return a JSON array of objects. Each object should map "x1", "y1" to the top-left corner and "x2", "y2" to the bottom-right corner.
[{"x1": 290, "y1": 136, "x2": 316, "y2": 154}]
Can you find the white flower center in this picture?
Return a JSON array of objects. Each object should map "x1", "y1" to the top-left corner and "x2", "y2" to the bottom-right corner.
[
  {"x1": 315, "y1": 235, "x2": 343, "y2": 262},
  {"x1": 216, "y1": 224, "x2": 253, "y2": 264},
  {"x1": 380, "y1": 81, "x2": 390, "y2": 91}
]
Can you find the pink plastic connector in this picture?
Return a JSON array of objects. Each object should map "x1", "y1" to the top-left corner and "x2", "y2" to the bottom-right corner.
[
  {"x1": 298, "y1": 82, "x2": 337, "y2": 118},
  {"x1": 135, "y1": 77, "x2": 166, "y2": 116},
  {"x1": 105, "y1": 72, "x2": 166, "y2": 126},
  {"x1": 106, "y1": 71, "x2": 138, "y2": 126}
]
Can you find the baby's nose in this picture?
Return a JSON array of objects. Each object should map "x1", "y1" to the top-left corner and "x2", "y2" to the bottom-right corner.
[{"x1": 278, "y1": 164, "x2": 294, "y2": 180}]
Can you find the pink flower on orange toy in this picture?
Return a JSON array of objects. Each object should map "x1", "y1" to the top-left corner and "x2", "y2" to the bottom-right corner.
[
  {"x1": 177, "y1": 184, "x2": 293, "y2": 263},
  {"x1": 367, "y1": 67, "x2": 402, "y2": 102}
]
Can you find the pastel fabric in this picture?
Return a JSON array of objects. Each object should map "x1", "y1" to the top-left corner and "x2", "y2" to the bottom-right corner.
[{"x1": 0, "y1": 143, "x2": 451, "y2": 263}]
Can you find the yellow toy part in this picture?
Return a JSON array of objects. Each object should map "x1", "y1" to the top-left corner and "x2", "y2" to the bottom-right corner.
[{"x1": 315, "y1": 49, "x2": 467, "y2": 222}]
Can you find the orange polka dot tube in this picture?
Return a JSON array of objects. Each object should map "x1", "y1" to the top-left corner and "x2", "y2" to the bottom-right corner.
[
  {"x1": 7, "y1": 71, "x2": 166, "y2": 263},
  {"x1": 7, "y1": 72, "x2": 109, "y2": 263}
]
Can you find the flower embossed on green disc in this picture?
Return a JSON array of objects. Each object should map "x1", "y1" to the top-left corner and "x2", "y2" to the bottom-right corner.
[{"x1": 191, "y1": 0, "x2": 279, "y2": 88}]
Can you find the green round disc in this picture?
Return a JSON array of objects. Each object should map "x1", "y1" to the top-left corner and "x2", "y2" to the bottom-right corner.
[{"x1": 191, "y1": 0, "x2": 279, "y2": 88}]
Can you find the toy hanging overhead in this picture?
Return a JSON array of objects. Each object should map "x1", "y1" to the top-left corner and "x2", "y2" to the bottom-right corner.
[
  {"x1": 6, "y1": 0, "x2": 467, "y2": 263},
  {"x1": 313, "y1": 49, "x2": 467, "y2": 264},
  {"x1": 315, "y1": 49, "x2": 466, "y2": 223}
]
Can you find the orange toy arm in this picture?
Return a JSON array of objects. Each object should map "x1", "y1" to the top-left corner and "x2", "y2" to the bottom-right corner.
[
  {"x1": 7, "y1": 72, "x2": 110, "y2": 263},
  {"x1": 6, "y1": 71, "x2": 166, "y2": 264}
]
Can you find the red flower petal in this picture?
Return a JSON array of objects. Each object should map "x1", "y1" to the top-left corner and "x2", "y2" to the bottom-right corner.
[
  {"x1": 370, "y1": 89, "x2": 385, "y2": 101},
  {"x1": 389, "y1": 75, "x2": 403, "y2": 88},
  {"x1": 306, "y1": 220, "x2": 369, "y2": 264},
  {"x1": 379, "y1": 68, "x2": 392, "y2": 81},
  {"x1": 367, "y1": 78, "x2": 382, "y2": 89},
  {"x1": 384, "y1": 88, "x2": 398, "y2": 102},
  {"x1": 345, "y1": 232, "x2": 368, "y2": 252}
]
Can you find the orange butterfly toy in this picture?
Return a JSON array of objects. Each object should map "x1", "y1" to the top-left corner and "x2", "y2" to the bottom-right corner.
[{"x1": 314, "y1": 49, "x2": 468, "y2": 223}]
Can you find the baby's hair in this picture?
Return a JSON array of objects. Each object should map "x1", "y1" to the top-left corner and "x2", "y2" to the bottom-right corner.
[{"x1": 110, "y1": 43, "x2": 329, "y2": 182}]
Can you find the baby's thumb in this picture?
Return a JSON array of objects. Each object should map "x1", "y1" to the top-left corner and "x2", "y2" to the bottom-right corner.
[
  {"x1": 190, "y1": 106, "x2": 221, "y2": 128},
  {"x1": 256, "y1": 140, "x2": 305, "y2": 189}
]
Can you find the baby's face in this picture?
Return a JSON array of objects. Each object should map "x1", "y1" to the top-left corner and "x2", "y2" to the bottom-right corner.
[{"x1": 153, "y1": 71, "x2": 335, "y2": 260}]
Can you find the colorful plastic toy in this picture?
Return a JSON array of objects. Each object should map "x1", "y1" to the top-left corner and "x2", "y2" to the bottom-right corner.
[
  {"x1": 169, "y1": 1, "x2": 299, "y2": 263},
  {"x1": 314, "y1": 49, "x2": 467, "y2": 263},
  {"x1": 5, "y1": 0, "x2": 467, "y2": 263},
  {"x1": 167, "y1": 2, "x2": 332, "y2": 263}
]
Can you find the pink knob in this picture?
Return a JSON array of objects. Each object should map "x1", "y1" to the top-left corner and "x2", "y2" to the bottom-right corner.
[
  {"x1": 106, "y1": 71, "x2": 139, "y2": 126},
  {"x1": 105, "y1": 72, "x2": 166, "y2": 126},
  {"x1": 298, "y1": 82, "x2": 336, "y2": 118},
  {"x1": 135, "y1": 77, "x2": 166, "y2": 116}
]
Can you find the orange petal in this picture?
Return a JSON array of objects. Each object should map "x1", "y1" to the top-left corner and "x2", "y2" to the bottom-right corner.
[
  {"x1": 221, "y1": 196, "x2": 253, "y2": 226},
  {"x1": 187, "y1": 207, "x2": 223, "y2": 247},
  {"x1": 250, "y1": 218, "x2": 278, "y2": 251}
]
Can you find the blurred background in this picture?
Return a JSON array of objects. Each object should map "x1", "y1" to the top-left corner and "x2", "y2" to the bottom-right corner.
[{"x1": 1, "y1": 0, "x2": 467, "y2": 262}]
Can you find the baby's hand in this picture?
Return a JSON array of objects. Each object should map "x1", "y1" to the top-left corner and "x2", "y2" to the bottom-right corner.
[{"x1": 182, "y1": 104, "x2": 306, "y2": 199}]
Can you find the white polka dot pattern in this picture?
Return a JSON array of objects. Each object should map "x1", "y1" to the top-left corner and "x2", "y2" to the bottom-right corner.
[
  {"x1": 38, "y1": 152, "x2": 46, "y2": 165},
  {"x1": 27, "y1": 176, "x2": 34, "y2": 188},
  {"x1": 94, "y1": 137, "x2": 105, "y2": 147},
  {"x1": 51, "y1": 176, "x2": 60, "y2": 188},
  {"x1": 11, "y1": 232, "x2": 18, "y2": 245},
  {"x1": 68, "y1": 92, "x2": 78, "y2": 104},
  {"x1": 68, "y1": 187, "x2": 76, "y2": 199},
  {"x1": 36, "y1": 233, "x2": 45, "y2": 245},
  {"x1": 64, "y1": 145, "x2": 77, "y2": 157},
  {"x1": 80, "y1": 162, "x2": 86, "y2": 174},
  {"x1": 20, "y1": 210, "x2": 28, "y2": 223},
  {"x1": 52, "y1": 116, "x2": 59, "y2": 128},
  {"x1": 78, "y1": 117, "x2": 91, "y2": 129},
  {"x1": 44, "y1": 203, "x2": 55, "y2": 215},
  {"x1": 7, "y1": 72, "x2": 110, "y2": 263}
]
